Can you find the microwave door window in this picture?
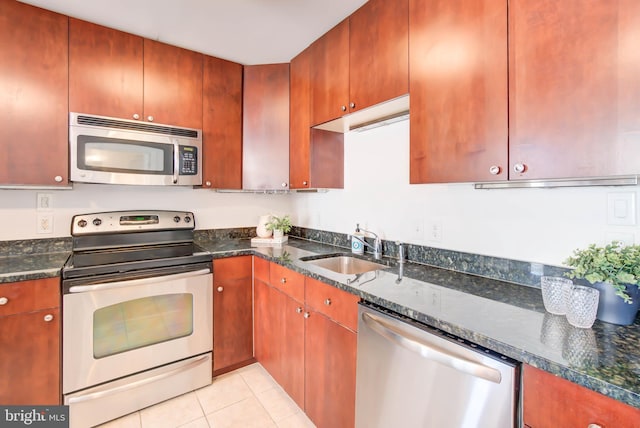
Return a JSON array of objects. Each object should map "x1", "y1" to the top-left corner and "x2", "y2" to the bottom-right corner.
[{"x1": 78, "y1": 137, "x2": 173, "y2": 175}]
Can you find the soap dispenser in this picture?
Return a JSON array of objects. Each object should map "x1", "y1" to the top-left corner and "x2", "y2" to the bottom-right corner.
[{"x1": 351, "y1": 223, "x2": 365, "y2": 255}]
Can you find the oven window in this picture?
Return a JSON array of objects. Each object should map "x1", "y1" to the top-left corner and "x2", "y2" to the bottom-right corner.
[
  {"x1": 77, "y1": 135, "x2": 173, "y2": 174},
  {"x1": 93, "y1": 293, "x2": 193, "y2": 359}
]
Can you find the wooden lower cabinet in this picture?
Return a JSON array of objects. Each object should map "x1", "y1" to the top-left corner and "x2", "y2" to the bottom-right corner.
[
  {"x1": 305, "y1": 310, "x2": 357, "y2": 428},
  {"x1": 212, "y1": 257, "x2": 254, "y2": 374},
  {"x1": 0, "y1": 278, "x2": 60, "y2": 405},
  {"x1": 523, "y1": 364, "x2": 640, "y2": 428},
  {"x1": 253, "y1": 259, "x2": 358, "y2": 427}
]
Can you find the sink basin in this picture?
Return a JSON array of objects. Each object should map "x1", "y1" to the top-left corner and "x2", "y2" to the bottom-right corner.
[{"x1": 302, "y1": 255, "x2": 387, "y2": 275}]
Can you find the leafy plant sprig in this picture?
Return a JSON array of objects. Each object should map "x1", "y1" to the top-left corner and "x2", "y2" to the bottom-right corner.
[
  {"x1": 265, "y1": 215, "x2": 292, "y2": 234},
  {"x1": 564, "y1": 241, "x2": 640, "y2": 303}
]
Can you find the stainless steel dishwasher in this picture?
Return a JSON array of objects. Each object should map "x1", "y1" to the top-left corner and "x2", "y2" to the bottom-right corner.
[{"x1": 356, "y1": 303, "x2": 519, "y2": 428}]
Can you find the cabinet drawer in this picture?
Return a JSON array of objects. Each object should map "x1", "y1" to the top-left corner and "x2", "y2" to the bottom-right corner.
[
  {"x1": 305, "y1": 277, "x2": 360, "y2": 332},
  {"x1": 0, "y1": 278, "x2": 60, "y2": 317},
  {"x1": 270, "y1": 263, "x2": 305, "y2": 303},
  {"x1": 214, "y1": 256, "x2": 252, "y2": 282},
  {"x1": 253, "y1": 257, "x2": 270, "y2": 284}
]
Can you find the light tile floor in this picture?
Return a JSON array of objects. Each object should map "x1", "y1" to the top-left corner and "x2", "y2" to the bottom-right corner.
[{"x1": 96, "y1": 363, "x2": 316, "y2": 428}]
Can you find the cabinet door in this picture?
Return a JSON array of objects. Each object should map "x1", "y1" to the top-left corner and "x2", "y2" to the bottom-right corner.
[
  {"x1": 409, "y1": 0, "x2": 508, "y2": 183},
  {"x1": 523, "y1": 364, "x2": 640, "y2": 427},
  {"x1": 69, "y1": 18, "x2": 144, "y2": 120},
  {"x1": 242, "y1": 64, "x2": 290, "y2": 190},
  {"x1": 289, "y1": 48, "x2": 312, "y2": 189},
  {"x1": 202, "y1": 55, "x2": 243, "y2": 189},
  {"x1": 143, "y1": 39, "x2": 203, "y2": 129},
  {"x1": 349, "y1": 0, "x2": 409, "y2": 113},
  {"x1": 305, "y1": 311, "x2": 357, "y2": 428},
  {"x1": 509, "y1": 0, "x2": 640, "y2": 180},
  {"x1": 0, "y1": 0, "x2": 68, "y2": 186},
  {"x1": 0, "y1": 308, "x2": 60, "y2": 405},
  {"x1": 310, "y1": 19, "x2": 350, "y2": 126},
  {"x1": 254, "y1": 280, "x2": 304, "y2": 408},
  {"x1": 213, "y1": 257, "x2": 253, "y2": 373}
]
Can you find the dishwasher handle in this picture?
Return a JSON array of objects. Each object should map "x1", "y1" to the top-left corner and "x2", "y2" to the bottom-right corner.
[{"x1": 362, "y1": 311, "x2": 502, "y2": 384}]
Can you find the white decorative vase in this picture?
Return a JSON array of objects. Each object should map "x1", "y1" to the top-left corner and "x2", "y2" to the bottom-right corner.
[
  {"x1": 273, "y1": 229, "x2": 284, "y2": 239},
  {"x1": 256, "y1": 215, "x2": 273, "y2": 238}
]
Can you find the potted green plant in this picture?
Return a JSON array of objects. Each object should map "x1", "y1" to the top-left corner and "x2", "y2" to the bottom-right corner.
[
  {"x1": 265, "y1": 215, "x2": 292, "y2": 239},
  {"x1": 564, "y1": 241, "x2": 640, "y2": 325}
]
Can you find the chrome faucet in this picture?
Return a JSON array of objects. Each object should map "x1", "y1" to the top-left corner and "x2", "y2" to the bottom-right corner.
[{"x1": 352, "y1": 227, "x2": 383, "y2": 260}]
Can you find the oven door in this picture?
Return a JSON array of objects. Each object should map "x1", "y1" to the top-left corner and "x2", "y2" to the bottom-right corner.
[{"x1": 62, "y1": 268, "x2": 212, "y2": 394}]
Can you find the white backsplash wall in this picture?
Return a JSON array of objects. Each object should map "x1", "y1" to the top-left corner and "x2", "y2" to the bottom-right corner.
[
  {"x1": 292, "y1": 119, "x2": 640, "y2": 267},
  {"x1": 0, "y1": 184, "x2": 293, "y2": 240}
]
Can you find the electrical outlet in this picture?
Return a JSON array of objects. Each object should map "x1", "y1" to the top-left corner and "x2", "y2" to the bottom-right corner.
[
  {"x1": 427, "y1": 220, "x2": 442, "y2": 242},
  {"x1": 37, "y1": 214, "x2": 53, "y2": 234},
  {"x1": 37, "y1": 193, "x2": 53, "y2": 211},
  {"x1": 412, "y1": 219, "x2": 424, "y2": 240}
]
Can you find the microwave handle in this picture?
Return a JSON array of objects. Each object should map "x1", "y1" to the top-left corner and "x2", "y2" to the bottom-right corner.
[{"x1": 173, "y1": 139, "x2": 179, "y2": 184}]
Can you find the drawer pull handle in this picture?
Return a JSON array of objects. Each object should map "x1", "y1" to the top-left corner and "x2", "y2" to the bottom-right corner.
[
  {"x1": 280, "y1": 278, "x2": 287, "y2": 284},
  {"x1": 0, "y1": 297, "x2": 7, "y2": 305},
  {"x1": 324, "y1": 298, "x2": 331, "y2": 306},
  {"x1": 296, "y1": 307, "x2": 303, "y2": 314},
  {"x1": 303, "y1": 312, "x2": 310, "y2": 319},
  {"x1": 43, "y1": 314, "x2": 54, "y2": 322},
  {"x1": 587, "y1": 425, "x2": 602, "y2": 428},
  {"x1": 217, "y1": 286, "x2": 224, "y2": 292}
]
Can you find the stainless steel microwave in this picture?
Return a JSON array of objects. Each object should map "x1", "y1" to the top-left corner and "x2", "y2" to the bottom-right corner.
[{"x1": 69, "y1": 113, "x2": 202, "y2": 186}]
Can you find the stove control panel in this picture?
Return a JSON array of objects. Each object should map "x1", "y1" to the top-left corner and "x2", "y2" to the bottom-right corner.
[{"x1": 71, "y1": 210, "x2": 196, "y2": 235}]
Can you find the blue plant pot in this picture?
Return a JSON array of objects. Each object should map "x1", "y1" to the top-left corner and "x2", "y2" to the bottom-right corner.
[{"x1": 590, "y1": 282, "x2": 640, "y2": 326}]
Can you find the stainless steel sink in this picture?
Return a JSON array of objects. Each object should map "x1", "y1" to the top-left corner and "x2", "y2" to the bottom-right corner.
[{"x1": 302, "y1": 255, "x2": 387, "y2": 275}]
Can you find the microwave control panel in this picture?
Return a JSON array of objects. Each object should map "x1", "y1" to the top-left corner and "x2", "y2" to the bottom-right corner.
[{"x1": 179, "y1": 146, "x2": 198, "y2": 175}]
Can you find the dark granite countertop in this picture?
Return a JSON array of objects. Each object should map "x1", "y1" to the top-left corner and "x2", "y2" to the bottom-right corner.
[
  {"x1": 3, "y1": 235, "x2": 638, "y2": 410},
  {"x1": 198, "y1": 236, "x2": 640, "y2": 410}
]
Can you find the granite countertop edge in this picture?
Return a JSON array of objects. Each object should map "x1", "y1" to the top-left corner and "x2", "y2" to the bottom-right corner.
[{"x1": 3, "y1": 238, "x2": 639, "y2": 409}]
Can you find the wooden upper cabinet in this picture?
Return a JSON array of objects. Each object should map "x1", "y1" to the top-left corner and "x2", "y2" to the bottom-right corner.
[
  {"x1": 310, "y1": 19, "x2": 350, "y2": 126},
  {"x1": 202, "y1": 55, "x2": 243, "y2": 189},
  {"x1": 349, "y1": 0, "x2": 409, "y2": 113},
  {"x1": 409, "y1": 0, "x2": 508, "y2": 183},
  {"x1": 242, "y1": 63, "x2": 290, "y2": 190},
  {"x1": 0, "y1": 0, "x2": 68, "y2": 186},
  {"x1": 523, "y1": 364, "x2": 640, "y2": 428},
  {"x1": 290, "y1": 48, "x2": 312, "y2": 189},
  {"x1": 509, "y1": 0, "x2": 640, "y2": 180},
  {"x1": 69, "y1": 18, "x2": 144, "y2": 121},
  {"x1": 290, "y1": 48, "x2": 345, "y2": 189},
  {"x1": 69, "y1": 20, "x2": 203, "y2": 129},
  {"x1": 143, "y1": 39, "x2": 203, "y2": 129}
]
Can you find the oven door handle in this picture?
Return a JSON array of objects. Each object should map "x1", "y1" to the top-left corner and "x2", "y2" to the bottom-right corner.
[
  {"x1": 68, "y1": 268, "x2": 211, "y2": 293},
  {"x1": 66, "y1": 354, "x2": 210, "y2": 405}
]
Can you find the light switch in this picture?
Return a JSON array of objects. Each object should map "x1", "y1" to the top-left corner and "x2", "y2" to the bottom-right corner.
[{"x1": 607, "y1": 193, "x2": 636, "y2": 226}]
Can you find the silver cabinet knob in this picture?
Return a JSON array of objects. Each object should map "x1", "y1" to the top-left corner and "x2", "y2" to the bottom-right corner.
[
  {"x1": 587, "y1": 425, "x2": 602, "y2": 428},
  {"x1": 489, "y1": 165, "x2": 501, "y2": 175},
  {"x1": 217, "y1": 286, "x2": 223, "y2": 292},
  {"x1": 349, "y1": 102, "x2": 356, "y2": 109},
  {"x1": 296, "y1": 307, "x2": 303, "y2": 314},
  {"x1": 54, "y1": 175, "x2": 63, "y2": 182},
  {"x1": 0, "y1": 297, "x2": 8, "y2": 305},
  {"x1": 133, "y1": 113, "x2": 140, "y2": 120},
  {"x1": 513, "y1": 163, "x2": 526, "y2": 173},
  {"x1": 341, "y1": 105, "x2": 347, "y2": 112},
  {"x1": 147, "y1": 115, "x2": 154, "y2": 122},
  {"x1": 43, "y1": 314, "x2": 54, "y2": 322},
  {"x1": 303, "y1": 312, "x2": 310, "y2": 319},
  {"x1": 302, "y1": 181, "x2": 308, "y2": 186},
  {"x1": 205, "y1": 181, "x2": 212, "y2": 187},
  {"x1": 324, "y1": 298, "x2": 331, "y2": 306},
  {"x1": 281, "y1": 182, "x2": 288, "y2": 188},
  {"x1": 280, "y1": 277, "x2": 287, "y2": 284}
]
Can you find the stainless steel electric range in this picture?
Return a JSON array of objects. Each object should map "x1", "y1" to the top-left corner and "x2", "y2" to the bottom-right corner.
[{"x1": 61, "y1": 210, "x2": 212, "y2": 428}]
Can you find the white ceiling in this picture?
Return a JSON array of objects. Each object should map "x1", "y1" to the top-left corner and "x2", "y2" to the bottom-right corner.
[{"x1": 19, "y1": 0, "x2": 368, "y2": 65}]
